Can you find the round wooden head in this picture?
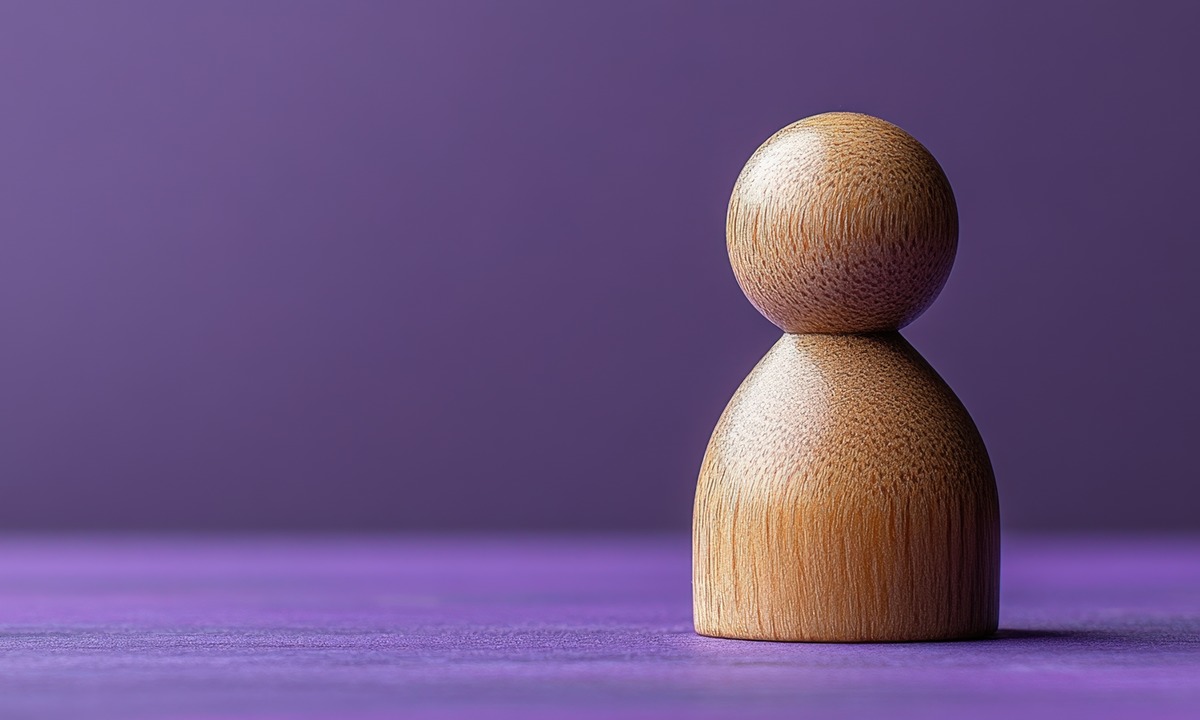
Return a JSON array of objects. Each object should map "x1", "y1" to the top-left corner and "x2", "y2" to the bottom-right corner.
[{"x1": 727, "y1": 112, "x2": 958, "y2": 333}]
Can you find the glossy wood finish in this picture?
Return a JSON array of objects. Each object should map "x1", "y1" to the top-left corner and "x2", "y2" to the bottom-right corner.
[{"x1": 695, "y1": 112, "x2": 999, "y2": 641}]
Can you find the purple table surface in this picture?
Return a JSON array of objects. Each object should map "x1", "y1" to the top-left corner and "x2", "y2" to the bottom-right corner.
[{"x1": 0, "y1": 535, "x2": 1196, "y2": 719}]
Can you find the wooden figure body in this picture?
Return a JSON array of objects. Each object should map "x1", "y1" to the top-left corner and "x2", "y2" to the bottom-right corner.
[{"x1": 694, "y1": 112, "x2": 999, "y2": 642}]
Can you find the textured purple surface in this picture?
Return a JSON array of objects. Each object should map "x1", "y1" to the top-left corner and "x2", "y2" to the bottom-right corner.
[
  {"x1": 1, "y1": 2, "x2": 1199, "y2": 533},
  {"x1": 0, "y1": 536, "x2": 1195, "y2": 718}
]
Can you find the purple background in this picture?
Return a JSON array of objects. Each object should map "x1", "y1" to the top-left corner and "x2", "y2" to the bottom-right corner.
[{"x1": 0, "y1": 1, "x2": 1196, "y2": 532}]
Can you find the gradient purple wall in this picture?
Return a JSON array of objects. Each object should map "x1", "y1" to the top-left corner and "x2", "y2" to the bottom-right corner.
[{"x1": 1, "y1": 1, "x2": 1196, "y2": 531}]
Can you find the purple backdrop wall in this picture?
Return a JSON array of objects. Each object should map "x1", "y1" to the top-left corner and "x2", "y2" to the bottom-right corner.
[{"x1": 0, "y1": 1, "x2": 1196, "y2": 532}]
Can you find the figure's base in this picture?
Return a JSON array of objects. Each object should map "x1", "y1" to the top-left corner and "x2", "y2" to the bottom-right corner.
[
  {"x1": 694, "y1": 621, "x2": 999, "y2": 643},
  {"x1": 692, "y1": 333, "x2": 1002, "y2": 647}
]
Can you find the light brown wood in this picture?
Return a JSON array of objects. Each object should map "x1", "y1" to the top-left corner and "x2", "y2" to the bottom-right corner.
[
  {"x1": 694, "y1": 333, "x2": 998, "y2": 641},
  {"x1": 727, "y1": 112, "x2": 957, "y2": 334},
  {"x1": 694, "y1": 112, "x2": 999, "y2": 642}
]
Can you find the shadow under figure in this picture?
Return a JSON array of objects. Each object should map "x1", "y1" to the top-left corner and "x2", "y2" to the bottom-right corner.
[{"x1": 694, "y1": 112, "x2": 1000, "y2": 643}]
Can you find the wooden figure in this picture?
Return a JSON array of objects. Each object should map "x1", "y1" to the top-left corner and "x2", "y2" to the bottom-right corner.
[{"x1": 694, "y1": 112, "x2": 999, "y2": 642}]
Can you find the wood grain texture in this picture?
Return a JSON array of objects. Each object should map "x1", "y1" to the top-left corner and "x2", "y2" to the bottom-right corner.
[
  {"x1": 727, "y1": 112, "x2": 958, "y2": 334},
  {"x1": 696, "y1": 112, "x2": 997, "y2": 642},
  {"x1": 694, "y1": 333, "x2": 999, "y2": 641}
]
